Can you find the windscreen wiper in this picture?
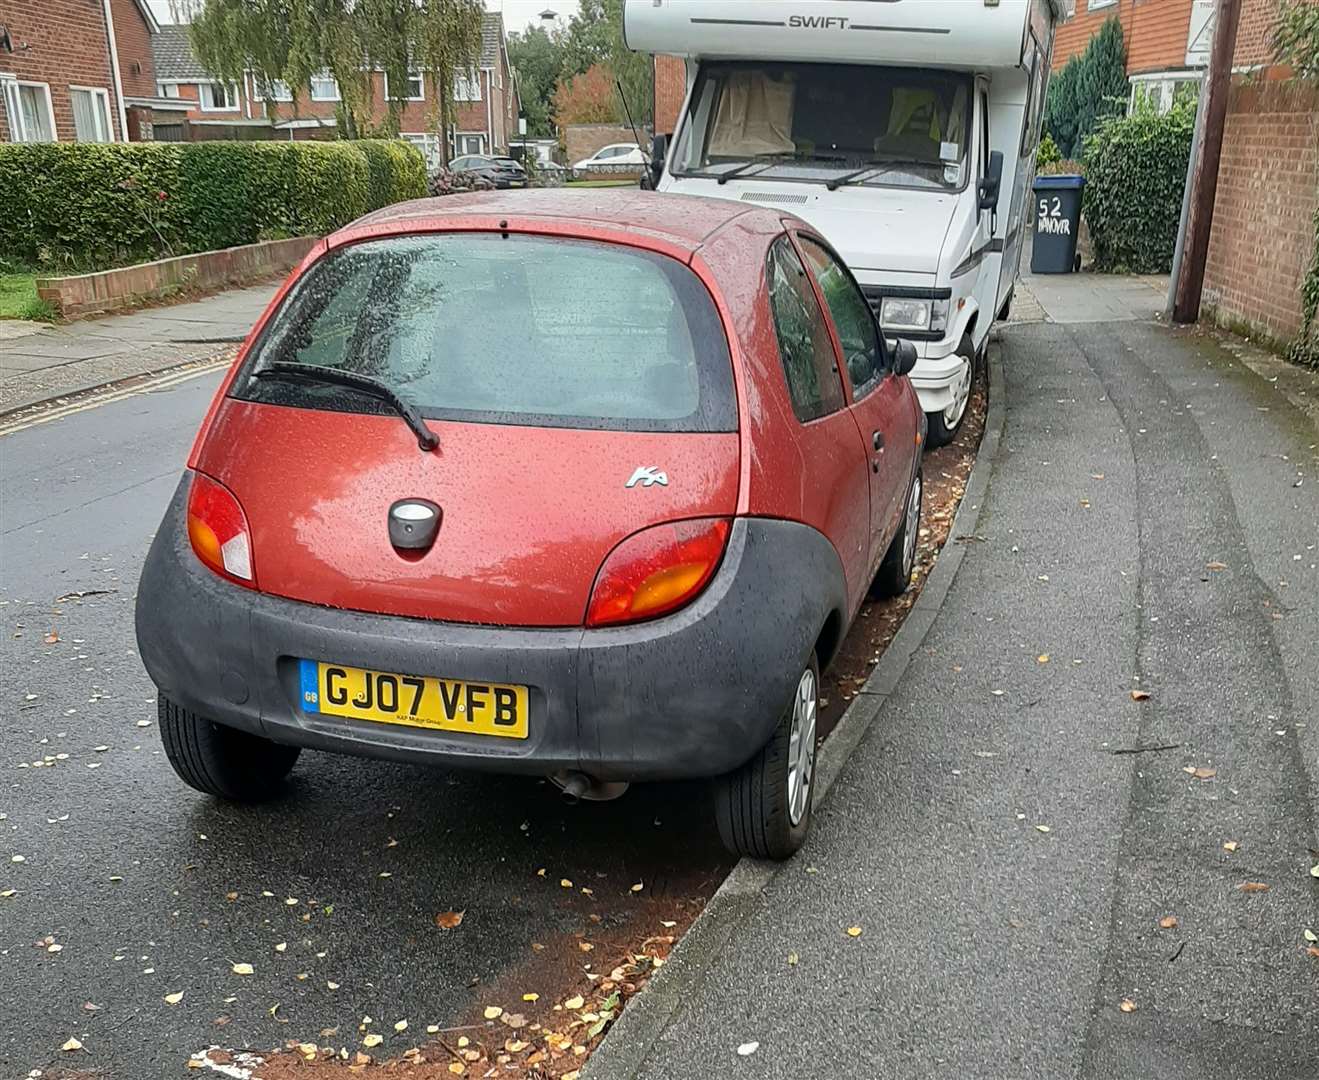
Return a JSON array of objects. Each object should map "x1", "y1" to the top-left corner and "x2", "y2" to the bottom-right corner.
[
  {"x1": 715, "y1": 152, "x2": 798, "y2": 185},
  {"x1": 253, "y1": 361, "x2": 439, "y2": 452},
  {"x1": 826, "y1": 158, "x2": 937, "y2": 191}
]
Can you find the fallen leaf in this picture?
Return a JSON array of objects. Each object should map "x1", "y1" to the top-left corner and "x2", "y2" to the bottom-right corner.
[
  {"x1": 327, "y1": 981, "x2": 340, "y2": 990},
  {"x1": 1182, "y1": 766, "x2": 1216, "y2": 780},
  {"x1": 562, "y1": 1072, "x2": 580, "y2": 1080},
  {"x1": 457, "y1": 1037, "x2": 469, "y2": 1048},
  {"x1": 61, "y1": 1037, "x2": 83, "y2": 1051},
  {"x1": 1206, "y1": 561, "x2": 1228, "y2": 571},
  {"x1": 164, "y1": 991, "x2": 184, "y2": 1005},
  {"x1": 564, "y1": 995, "x2": 585, "y2": 1011},
  {"x1": 448, "y1": 1065, "x2": 465, "y2": 1076},
  {"x1": 1311, "y1": 864, "x2": 1319, "y2": 878},
  {"x1": 1037, "y1": 654, "x2": 1050, "y2": 664},
  {"x1": 362, "y1": 1033, "x2": 383, "y2": 1048},
  {"x1": 506, "y1": 1039, "x2": 529, "y2": 1053},
  {"x1": 1158, "y1": 916, "x2": 1178, "y2": 929},
  {"x1": 483, "y1": 1005, "x2": 503, "y2": 1020},
  {"x1": 630, "y1": 882, "x2": 644, "y2": 893},
  {"x1": 435, "y1": 911, "x2": 464, "y2": 930},
  {"x1": 1223, "y1": 841, "x2": 1239, "y2": 852},
  {"x1": 501, "y1": 1012, "x2": 527, "y2": 1029},
  {"x1": 787, "y1": 951, "x2": 799, "y2": 966},
  {"x1": 47, "y1": 943, "x2": 63, "y2": 953},
  {"x1": 1035, "y1": 825, "x2": 1052, "y2": 833},
  {"x1": 578, "y1": 941, "x2": 594, "y2": 952},
  {"x1": 1238, "y1": 882, "x2": 1270, "y2": 893},
  {"x1": 660, "y1": 920, "x2": 677, "y2": 928},
  {"x1": 1308, "y1": 947, "x2": 1319, "y2": 960},
  {"x1": 1130, "y1": 690, "x2": 1151, "y2": 701},
  {"x1": 1119, "y1": 999, "x2": 1137, "y2": 1013},
  {"x1": 522, "y1": 993, "x2": 539, "y2": 1002},
  {"x1": 1305, "y1": 930, "x2": 1317, "y2": 943},
  {"x1": 846, "y1": 926, "x2": 863, "y2": 937},
  {"x1": 736, "y1": 1042, "x2": 759, "y2": 1057},
  {"x1": 560, "y1": 879, "x2": 573, "y2": 888},
  {"x1": 394, "y1": 1019, "x2": 407, "y2": 1032},
  {"x1": 231, "y1": 962, "x2": 254, "y2": 976},
  {"x1": 274, "y1": 942, "x2": 287, "y2": 953},
  {"x1": 44, "y1": 631, "x2": 59, "y2": 644}
]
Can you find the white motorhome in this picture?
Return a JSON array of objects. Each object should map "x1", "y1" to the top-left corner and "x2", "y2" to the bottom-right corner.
[{"x1": 626, "y1": 0, "x2": 1074, "y2": 445}]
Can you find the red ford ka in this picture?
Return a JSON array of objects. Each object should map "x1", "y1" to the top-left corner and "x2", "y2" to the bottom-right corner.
[{"x1": 136, "y1": 190, "x2": 925, "y2": 859}]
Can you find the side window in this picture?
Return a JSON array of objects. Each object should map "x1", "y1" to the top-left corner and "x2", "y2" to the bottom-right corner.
[
  {"x1": 979, "y1": 88, "x2": 990, "y2": 179},
  {"x1": 797, "y1": 236, "x2": 884, "y2": 398},
  {"x1": 767, "y1": 237, "x2": 846, "y2": 423}
]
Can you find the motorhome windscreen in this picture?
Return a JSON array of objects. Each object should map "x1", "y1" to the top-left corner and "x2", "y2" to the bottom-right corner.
[{"x1": 674, "y1": 62, "x2": 972, "y2": 192}]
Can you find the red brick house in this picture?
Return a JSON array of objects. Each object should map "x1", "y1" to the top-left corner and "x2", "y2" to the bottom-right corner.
[
  {"x1": 0, "y1": 0, "x2": 187, "y2": 142},
  {"x1": 149, "y1": 13, "x2": 518, "y2": 162}
]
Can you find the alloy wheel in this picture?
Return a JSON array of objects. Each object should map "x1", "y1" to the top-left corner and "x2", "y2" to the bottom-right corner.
[{"x1": 786, "y1": 666, "x2": 818, "y2": 827}]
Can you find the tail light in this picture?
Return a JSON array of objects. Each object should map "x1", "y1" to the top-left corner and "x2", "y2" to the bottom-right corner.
[
  {"x1": 586, "y1": 518, "x2": 731, "y2": 628},
  {"x1": 186, "y1": 471, "x2": 255, "y2": 587}
]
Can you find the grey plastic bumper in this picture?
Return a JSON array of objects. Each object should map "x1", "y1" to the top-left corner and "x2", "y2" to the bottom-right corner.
[{"x1": 135, "y1": 478, "x2": 847, "y2": 781}]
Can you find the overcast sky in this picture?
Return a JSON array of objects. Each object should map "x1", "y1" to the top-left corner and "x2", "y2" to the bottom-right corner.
[{"x1": 147, "y1": 1, "x2": 581, "y2": 32}]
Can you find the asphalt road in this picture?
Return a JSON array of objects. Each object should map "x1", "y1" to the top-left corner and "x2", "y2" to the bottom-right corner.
[
  {"x1": 0, "y1": 373, "x2": 729, "y2": 1075},
  {"x1": 610, "y1": 319, "x2": 1319, "y2": 1080}
]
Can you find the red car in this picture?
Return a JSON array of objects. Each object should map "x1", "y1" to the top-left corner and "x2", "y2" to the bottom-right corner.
[{"x1": 136, "y1": 190, "x2": 925, "y2": 859}]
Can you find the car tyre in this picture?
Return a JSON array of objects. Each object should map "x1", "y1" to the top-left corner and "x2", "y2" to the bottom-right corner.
[
  {"x1": 872, "y1": 469, "x2": 922, "y2": 599},
  {"x1": 714, "y1": 654, "x2": 820, "y2": 860},
  {"x1": 159, "y1": 694, "x2": 299, "y2": 802},
  {"x1": 926, "y1": 333, "x2": 975, "y2": 448}
]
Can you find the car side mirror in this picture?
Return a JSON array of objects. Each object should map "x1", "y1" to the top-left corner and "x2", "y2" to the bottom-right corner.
[
  {"x1": 978, "y1": 150, "x2": 1004, "y2": 212},
  {"x1": 892, "y1": 339, "x2": 918, "y2": 377},
  {"x1": 647, "y1": 133, "x2": 669, "y2": 190}
]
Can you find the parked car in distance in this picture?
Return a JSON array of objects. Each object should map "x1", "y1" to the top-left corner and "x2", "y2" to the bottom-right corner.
[
  {"x1": 490, "y1": 155, "x2": 528, "y2": 186},
  {"x1": 135, "y1": 190, "x2": 926, "y2": 860},
  {"x1": 450, "y1": 154, "x2": 525, "y2": 188},
  {"x1": 572, "y1": 143, "x2": 646, "y2": 173}
]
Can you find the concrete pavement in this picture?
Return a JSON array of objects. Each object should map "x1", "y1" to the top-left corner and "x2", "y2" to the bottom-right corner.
[
  {"x1": 0, "y1": 283, "x2": 278, "y2": 414},
  {"x1": 589, "y1": 277, "x2": 1319, "y2": 1079}
]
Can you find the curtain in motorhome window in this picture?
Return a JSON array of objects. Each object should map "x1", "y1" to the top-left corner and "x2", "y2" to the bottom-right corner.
[{"x1": 707, "y1": 72, "x2": 795, "y2": 158}]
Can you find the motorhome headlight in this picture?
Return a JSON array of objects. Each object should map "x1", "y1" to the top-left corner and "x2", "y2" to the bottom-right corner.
[{"x1": 880, "y1": 298, "x2": 949, "y2": 333}]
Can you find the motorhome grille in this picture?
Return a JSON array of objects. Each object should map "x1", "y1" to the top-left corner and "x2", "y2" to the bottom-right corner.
[
  {"x1": 861, "y1": 287, "x2": 885, "y2": 319},
  {"x1": 739, "y1": 192, "x2": 809, "y2": 205}
]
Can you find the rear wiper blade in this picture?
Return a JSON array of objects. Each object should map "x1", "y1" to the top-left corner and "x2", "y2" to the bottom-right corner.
[
  {"x1": 826, "y1": 158, "x2": 936, "y2": 191},
  {"x1": 254, "y1": 361, "x2": 438, "y2": 452}
]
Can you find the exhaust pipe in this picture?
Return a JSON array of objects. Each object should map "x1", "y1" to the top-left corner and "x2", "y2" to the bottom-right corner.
[
  {"x1": 548, "y1": 770, "x2": 631, "y2": 803},
  {"x1": 558, "y1": 771, "x2": 591, "y2": 804}
]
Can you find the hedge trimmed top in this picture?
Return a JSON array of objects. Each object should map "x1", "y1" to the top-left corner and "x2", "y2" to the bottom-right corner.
[{"x1": 0, "y1": 139, "x2": 427, "y2": 274}]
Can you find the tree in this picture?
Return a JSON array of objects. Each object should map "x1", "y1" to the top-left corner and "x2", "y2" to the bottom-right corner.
[
  {"x1": 507, "y1": 25, "x2": 567, "y2": 138},
  {"x1": 552, "y1": 63, "x2": 617, "y2": 125},
  {"x1": 1042, "y1": 16, "x2": 1128, "y2": 158},
  {"x1": 174, "y1": 0, "x2": 483, "y2": 160}
]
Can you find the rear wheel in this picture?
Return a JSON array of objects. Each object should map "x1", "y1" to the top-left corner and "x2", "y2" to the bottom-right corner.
[
  {"x1": 158, "y1": 694, "x2": 299, "y2": 802},
  {"x1": 925, "y1": 334, "x2": 975, "y2": 448},
  {"x1": 714, "y1": 655, "x2": 819, "y2": 860},
  {"x1": 872, "y1": 469, "x2": 922, "y2": 599}
]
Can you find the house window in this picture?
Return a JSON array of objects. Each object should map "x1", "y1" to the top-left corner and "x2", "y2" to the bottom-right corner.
[
  {"x1": 70, "y1": 87, "x2": 114, "y2": 142},
  {"x1": 455, "y1": 132, "x2": 485, "y2": 156},
  {"x1": 385, "y1": 71, "x2": 424, "y2": 102},
  {"x1": 454, "y1": 70, "x2": 481, "y2": 102},
  {"x1": 310, "y1": 72, "x2": 340, "y2": 102},
  {"x1": 1087, "y1": 0, "x2": 1117, "y2": 10},
  {"x1": 2, "y1": 79, "x2": 56, "y2": 142},
  {"x1": 159, "y1": 82, "x2": 181, "y2": 98},
  {"x1": 264, "y1": 79, "x2": 294, "y2": 102},
  {"x1": 199, "y1": 82, "x2": 239, "y2": 111}
]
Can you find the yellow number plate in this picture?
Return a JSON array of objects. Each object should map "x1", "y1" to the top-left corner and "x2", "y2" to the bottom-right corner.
[{"x1": 299, "y1": 659, "x2": 528, "y2": 740}]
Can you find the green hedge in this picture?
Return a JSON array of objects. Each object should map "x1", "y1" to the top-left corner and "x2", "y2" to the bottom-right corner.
[
  {"x1": 1082, "y1": 105, "x2": 1195, "y2": 274},
  {"x1": 0, "y1": 139, "x2": 425, "y2": 273}
]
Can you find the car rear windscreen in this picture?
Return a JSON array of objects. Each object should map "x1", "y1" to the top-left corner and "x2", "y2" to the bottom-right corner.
[{"x1": 234, "y1": 233, "x2": 737, "y2": 433}]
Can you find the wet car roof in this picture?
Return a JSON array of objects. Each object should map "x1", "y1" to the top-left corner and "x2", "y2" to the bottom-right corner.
[{"x1": 347, "y1": 189, "x2": 789, "y2": 253}]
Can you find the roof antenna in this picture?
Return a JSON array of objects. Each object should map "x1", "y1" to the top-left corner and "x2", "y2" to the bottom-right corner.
[{"x1": 615, "y1": 77, "x2": 648, "y2": 189}]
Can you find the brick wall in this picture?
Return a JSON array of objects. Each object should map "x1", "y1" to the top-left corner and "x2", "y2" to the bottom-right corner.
[
  {"x1": 1234, "y1": 0, "x2": 1283, "y2": 68},
  {"x1": 110, "y1": 0, "x2": 156, "y2": 98},
  {"x1": 0, "y1": 0, "x2": 121, "y2": 141},
  {"x1": 654, "y1": 54, "x2": 687, "y2": 137},
  {"x1": 1202, "y1": 80, "x2": 1319, "y2": 345},
  {"x1": 1054, "y1": 0, "x2": 1198, "y2": 75}
]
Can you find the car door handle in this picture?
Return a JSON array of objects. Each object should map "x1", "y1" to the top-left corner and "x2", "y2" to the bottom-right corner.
[{"x1": 872, "y1": 430, "x2": 884, "y2": 450}]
